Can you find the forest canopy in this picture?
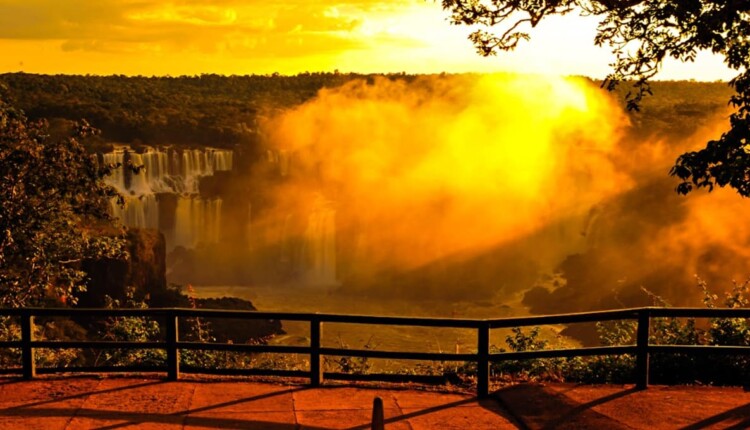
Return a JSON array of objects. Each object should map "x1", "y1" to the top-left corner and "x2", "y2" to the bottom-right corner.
[
  {"x1": 0, "y1": 72, "x2": 734, "y2": 152},
  {"x1": 0, "y1": 96, "x2": 125, "y2": 307}
]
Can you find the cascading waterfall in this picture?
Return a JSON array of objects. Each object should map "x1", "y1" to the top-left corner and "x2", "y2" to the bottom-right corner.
[
  {"x1": 302, "y1": 195, "x2": 338, "y2": 286},
  {"x1": 109, "y1": 194, "x2": 159, "y2": 230},
  {"x1": 104, "y1": 145, "x2": 338, "y2": 287},
  {"x1": 101, "y1": 146, "x2": 232, "y2": 250},
  {"x1": 171, "y1": 197, "x2": 223, "y2": 248}
]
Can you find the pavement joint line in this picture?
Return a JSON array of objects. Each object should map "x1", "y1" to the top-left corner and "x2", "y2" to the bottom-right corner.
[
  {"x1": 62, "y1": 377, "x2": 104, "y2": 430},
  {"x1": 392, "y1": 395, "x2": 415, "y2": 430},
  {"x1": 291, "y1": 387, "x2": 300, "y2": 430},
  {"x1": 171, "y1": 384, "x2": 300, "y2": 416},
  {"x1": 179, "y1": 382, "x2": 197, "y2": 430}
]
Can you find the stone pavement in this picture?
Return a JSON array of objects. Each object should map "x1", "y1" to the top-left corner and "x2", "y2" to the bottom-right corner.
[
  {"x1": 1, "y1": 377, "x2": 749, "y2": 429},
  {"x1": 0, "y1": 376, "x2": 518, "y2": 429}
]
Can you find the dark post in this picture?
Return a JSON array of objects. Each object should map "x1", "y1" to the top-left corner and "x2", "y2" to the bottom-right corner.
[
  {"x1": 371, "y1": 396, "x2": 384, "y2": 430},
  {"x1": 477, "y1": 322, "x2": 490, "y2": 398},
  {"x1": 166, "y1": 311, "x2": 180, "y2": 381},
  {"x1": 636, "y1": 309, "x2": 650, "y2": 390},
  {"x1": 310, "y1": 317, "x2": 323, "y2": 387},
  {"x1": 21, "y1": 312, "x2": 35, "y2": 380}
]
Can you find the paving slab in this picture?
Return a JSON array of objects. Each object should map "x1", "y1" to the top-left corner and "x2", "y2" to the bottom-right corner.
[
  {"x1": 293, "y1": 387, "x2": 400, "y2": 411},
  {"x1": 390, "y1": 390, "x2": 479, "y2": 409},
  {"x1": 400, "y1": 405, "x2": 519, "y2": 430},
  {"x1": 80, "y1": 379, "x2": 194, "y2": 414},
  {"x1": 296, "y1": 409, "x2": 410, "y2": 430},
  {"x1": 189, "y1": 382, "x2": 294, "y2": 413},
  {"x1": 496, "y1": 383, "x2": 630, "y2": 430},
  {"x1": 2, "y1": 377, "x2": 748, "y2": 429},
  {"x1": 183, "y1": 411, "x2": 298, "y2": 430},
  {"x1": 0, "y1": 377, "x2": 102, "y2": 407},
  {"x1": 547, "y1": 383, "x2": 750, "y2": 430}
]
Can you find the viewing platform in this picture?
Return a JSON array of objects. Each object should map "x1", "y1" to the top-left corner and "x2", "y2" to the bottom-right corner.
[{"x1": 0, "y1": 376, "x2": 748, "y2": 429}]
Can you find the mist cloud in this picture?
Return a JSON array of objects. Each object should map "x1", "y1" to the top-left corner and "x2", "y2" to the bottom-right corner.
[{"x1": 259, "y1": 74, "x2": 631, "y2": 282}]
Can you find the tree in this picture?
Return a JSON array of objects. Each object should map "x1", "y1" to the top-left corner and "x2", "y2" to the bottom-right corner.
[
  {"x1": 442, "y1": 0, "x2": 750, "y2": 195},
  {"x1": 0, "y1": 95, "x2": 126, "y2": 307}
]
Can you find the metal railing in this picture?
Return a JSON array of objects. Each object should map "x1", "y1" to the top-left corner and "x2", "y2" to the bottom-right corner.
[{"x1": 2, "y1": 306, "x2": 750, "y2": 397}]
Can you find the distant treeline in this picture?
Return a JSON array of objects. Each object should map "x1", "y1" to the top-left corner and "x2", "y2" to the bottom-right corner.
[
  {"x1": 0, "y1": 72, "x2": 365, "y2": 148},
  {"x1": 0, "y1": 72, "x2": 734, "y2": 148}
]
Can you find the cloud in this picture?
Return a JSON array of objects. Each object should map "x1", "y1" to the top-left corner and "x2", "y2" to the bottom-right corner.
[{"x1": 0, "y1": 0, "x2": 420, "y2": 58}]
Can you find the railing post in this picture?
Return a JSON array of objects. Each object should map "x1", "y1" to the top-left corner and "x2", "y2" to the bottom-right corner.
[
  {"x1": 477, "y1": 321, "x2": 490, "y2": 398},
  {"x1": 166, "y1": 311, "x2": 180, "y2": 381},
  {"x1": 636, "y1": 309, "x2": 650, "y2": 390},
  {"x1": 21, "y1": 312, "x2": 35, "y2": 380},
  {"x1": 371, "y1": 396, "x2": 384, "y2": 430},
  {"x1": 310, "y1": 316, "x2": 323, "y2": 387}
]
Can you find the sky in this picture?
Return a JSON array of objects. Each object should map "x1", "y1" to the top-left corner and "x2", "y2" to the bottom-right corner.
[{"x1": 0, "y1": 0, "x2": 735, "y2": 80}]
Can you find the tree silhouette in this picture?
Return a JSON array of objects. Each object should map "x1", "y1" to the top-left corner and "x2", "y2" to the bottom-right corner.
[
  {"x1": 0, "y1": 96, "x2": 126, "y2": 307},
  {"x1": 442, "y1": 0, "x2": 750, "y2": 195}
]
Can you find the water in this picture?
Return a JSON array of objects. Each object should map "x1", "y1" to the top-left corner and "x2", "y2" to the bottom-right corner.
[
  {"x1": 189, "y1": 285, "x2": 562, "y2": 372},
  {"x1": 100, "y1": 146, "x2": 231, "y2": 249}
]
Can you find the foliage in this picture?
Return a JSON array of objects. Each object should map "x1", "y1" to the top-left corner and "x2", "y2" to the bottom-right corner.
[
  {"x1": 324, "y1": 335, "x2": 376, "y2": 375},
  {"x1": 1, "y1": 73, "x2": 732, "y2": 153},
  {"x1": 490, "y1": 278, "x2": 750, "y2": 385},
  {"x1": 441, "y1": 0, "x2": 750, "y2": 196},
  {"x1": 0, "y1": 316, "x2": 84, "y2": 369},
  {"x1": 0, "y1": 73, "x2": 368, "y2": 149},
  {"x1": 178, "y1": 285, "x2": 224, "y2": 369},
  {"x1": 94, "y1": 290, "x2": 165, "y2": 367},
  {"x1": 0, "y1": 98, "x2": 125, "y2": 307},
  {"x1": 491, "y1": 327, "x2": 560, "y2": 381}
]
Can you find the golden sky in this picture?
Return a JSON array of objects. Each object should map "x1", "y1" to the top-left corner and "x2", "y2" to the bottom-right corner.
[{"x1": 0, "y1": 0, "x2": 734, "y2": 79}]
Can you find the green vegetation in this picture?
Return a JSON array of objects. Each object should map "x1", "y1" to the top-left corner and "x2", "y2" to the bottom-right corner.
[
  {"x1": 0, "y1": 73, "x2": 734, "y2": 152},
  {"x1": 0, "y1": 94, "x2": 125, "y2": 308},
  {"x1": 0, "y1": 94, "x2": 278, "y2": 371},
  {"x1": 490, "y1": 279, "x2": 750, "y2": 386},
  {"x1": 0, "y1": 73, "x2": 369, "y2": 149},
  {"x1": 94, "y1": 290, "x2": 165, "y2": 368}
]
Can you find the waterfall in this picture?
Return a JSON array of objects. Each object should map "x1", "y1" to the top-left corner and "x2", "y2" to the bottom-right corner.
[
  {"x1": 103, "y1": 147, "x2": 233, "y2": 195},
  {"x1": 109, "y1": 194, "x2": 159, "y2": 230},
  {"x1": 102, "y1": 146, "x2": 232, "y2": 250},
  {"x1": 265, "y1": 149, "x2": 290, "y2": 177},
  {"x1": 102, "y1": 152, "x2": 125, "y2": 192},
  {"x1": 171, "y1": 197, "x2": 223, "y2": 248},
  {"x1": 303, "y1": 196, "x2": 338, "y2": 287}
]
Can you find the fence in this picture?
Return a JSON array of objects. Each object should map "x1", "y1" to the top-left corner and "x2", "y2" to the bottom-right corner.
[{"x1": 2, "y1": 306, "x2": 750, "y2": 397}]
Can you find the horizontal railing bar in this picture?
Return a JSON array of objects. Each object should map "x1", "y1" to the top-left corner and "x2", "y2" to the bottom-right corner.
[
  {"x1": 0, "y1": 341, "x2": 19, "y2": 348},
  {"x1": 173, "y1": 309, "x2": 308, "y2": 321},
  {"x1": 319, "y1": 347, "x2": 477, "y2": 361},
  {"x1": 650, "y1": 345, "x2": 750, "y2": 355},
  {"x1": 177, "y1": 342, "x2": 310, "y2": 354},
  {"x1": 29, "y1": 341, "x2": 312, "y2": 355},
  {"x1": 649, "y1": 308, "x2": 750, "y2": 318},
  {"x1": 0, "y1": 308, "x2": 170, "y2": 317},
  {"x1": 490, "y1": 346, "x2": 637, "y2": 361},
  {"x1": 0, "y1": 308, "x2": 305, "y2": 320},
  {"x1": 180, "y1": 366, "x2": 308, "y2": 378},
  {"x1": 33, "y1": 341, "x2": 164, "y2": 349},
  {"x1": 487, "y1": 309, "x2": 641, "y2": 328},
  {"x1": 2, "y1": 306, "x2": 750, "y2": 328},
  {"x1": 317, "y1": 314, "x2": 480, "y2": 328},
  {"x1": 36, "y1": 365, "x2": 164, "y2": 374},
  {"x1": 325, "y1": 372, "x2": 448, "y2": 385}
]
